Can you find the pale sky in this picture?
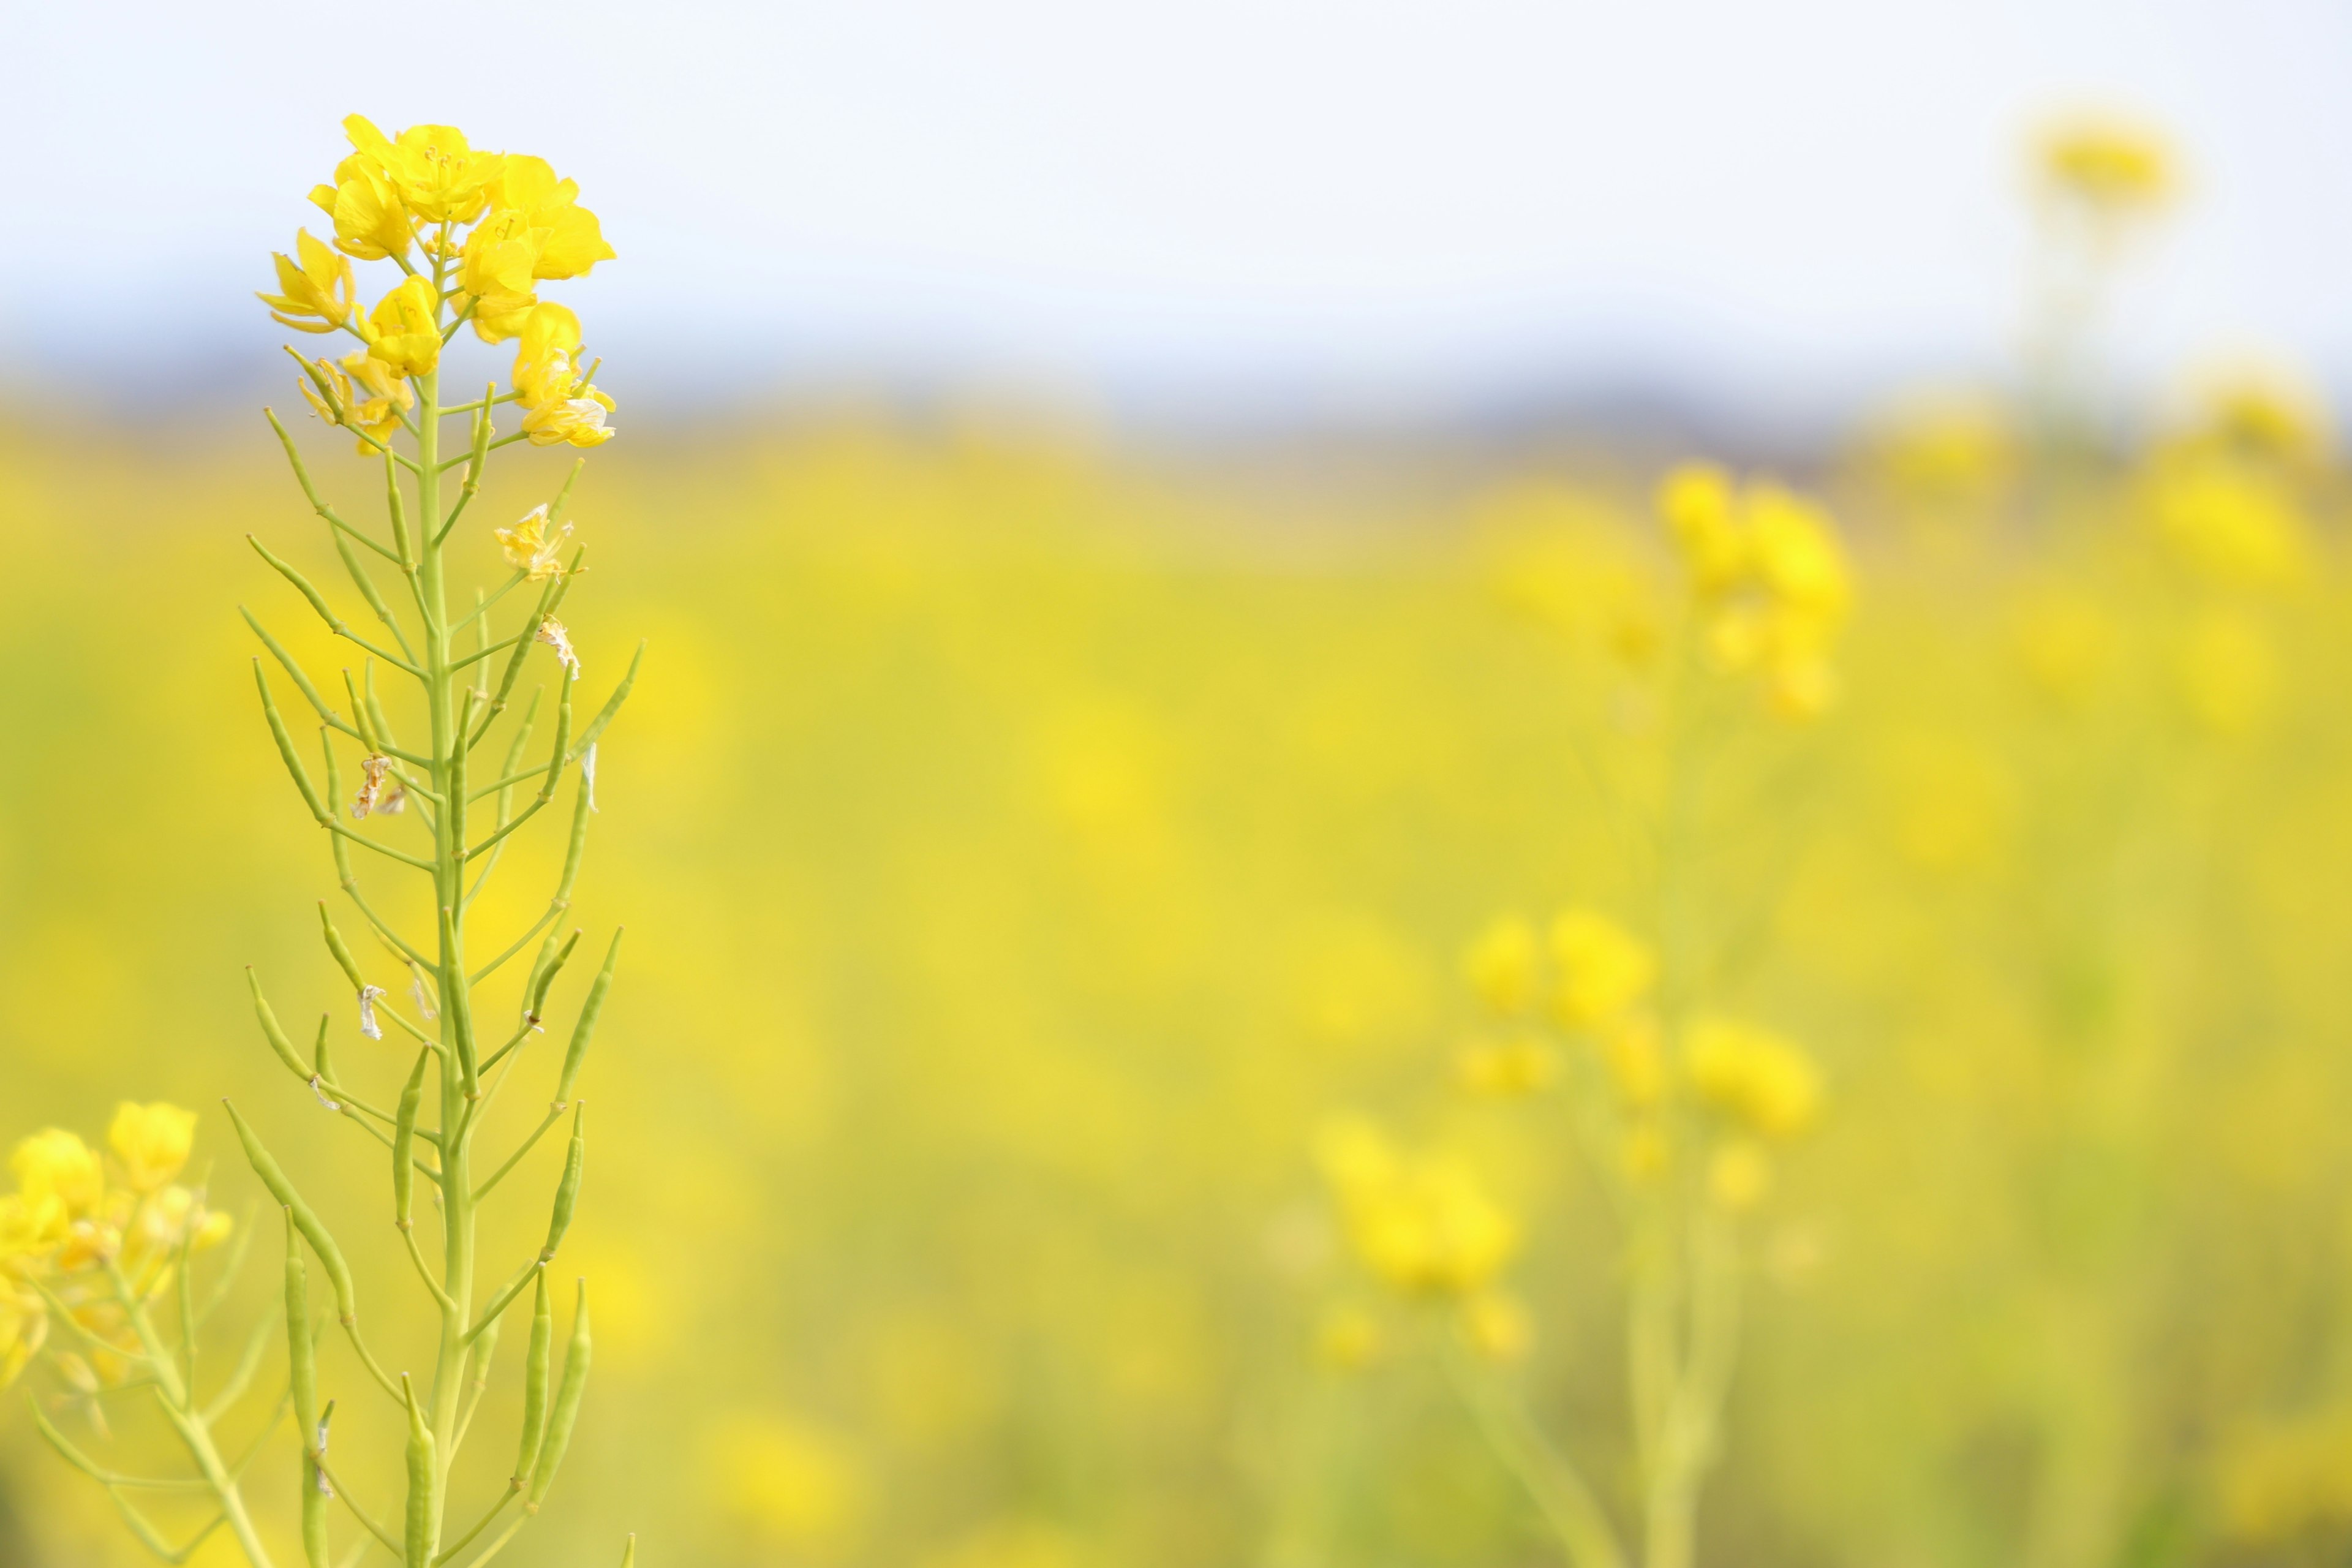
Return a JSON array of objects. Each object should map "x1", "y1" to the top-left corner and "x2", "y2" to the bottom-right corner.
[{"x1": 7, "y1": 0, "x2": 2348, "y2": 426}]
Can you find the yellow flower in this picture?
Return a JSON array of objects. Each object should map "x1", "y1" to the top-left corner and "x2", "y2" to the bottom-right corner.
[
  {"x1": 342, "y1": 115, "x2": 505, "y2": 226},
  {"x1": 0, "y1": 1191, "x2": 65, "y2": 1260},
  {"x1": 486, "y1": 155, "x2": 617, "y2": 280},
  {"x1": 1460, "y1": 1292, "x2": 1532, "y2": 1362},
  {"x1": 1685, "y1": 1016, "x2": 1822, "y2": 1139},
  {"x1": 13, "y1": 1129, "x2": 102, "y2": 1216},
  {"x1": 1657, "y1": 463, "x2": 1744, "y2": 595},
  {"x1": 2147, "y1": 459, "x2": 2310, "y2": 591},
  {"x1": 521, "y1": 389, "x2": 618, "y2": 449},
  {"x1": 257, "y1": 230, "x2": 356, "y2": 334},
  {"x1": 108, "y1": 1103, "x2": 196, "y2": 1193},
  {"x1": 2037, "y1": 115, "x2": 2175, "y2": 216},
  {"x1": 512, "y1": 303, "x2": 616, "y2": 443},
  {"x1": 1549, "y1": 909, "x2": 1654, "y2": 1030},
  {"x1": 496, "y1": 504, "x2": 573, "y2": 581},
  {"x1": 1317, "y1": 1117, "x2": 1517, "y2": 1297},
  {"x1": 1457, "y1": 1036, "x2": 1558, "y2": 1096},
  {"x1": 1461, "y1": 914, "x2": 1540, "y2": 1015},
  {"x1": 297, "y1": 350, "x2": 414, "y2": 454},
  {"x1": 458, "y1": 208, "x2": 548, "y2": 344},
  {"x1": 361, "y1": 276, "x2": 441, "y2": 378},
  {"x1": 1744, "y1": 485, "x2": 1851, "y2": 624},
  {"x1": 309, "y1": 155, "x2": 413, "y2": 262}
]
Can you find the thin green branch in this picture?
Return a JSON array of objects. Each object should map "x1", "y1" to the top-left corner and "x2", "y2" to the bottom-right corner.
[
  {"x1": 472, "y1": 1107, "x2": 567, "y2": 1203},
  {"x1": 264, "y1": 407, "x2": 402, "y2": 563}
]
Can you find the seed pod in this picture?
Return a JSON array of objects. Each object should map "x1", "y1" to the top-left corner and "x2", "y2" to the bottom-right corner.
[
  {"x1": 313, "y1": 1015, "x2": 334, "y2": 1080},
  {"x1": 225, "y1": 1101, "x2": 356, "y2": 1324},
  {"x1": 401, "y1": 1374, "x2": 435, "y2": 1568},
  {"x1": 247, "y1": 970, "x2": 311, "y2": 1080},
  {"x1": 528, "y1": 1280, "x2": 592, "y2": 1506},
  {"x1": 541, "y1": 1106, "x2": 586, "y2": 1262},
  {"x1": 619, "y1": 1535, "x2": 636, "y2": 1568},
  {"x1": 284, "y1": 1210, "x2": 330, "y2": 1568},
  {"x1": 393, "y1": 1049, "x2": 429, "y2": 1227},
  {"x1": 529, "y1": 931, "x2": 582, "y2": 1025},
  {"x1": 254, "y1": 660, "x2": 328, "y2": 821},
  {"x1": 318, "y1": 903, "x2": 366, "y2": 992},
  {"x1": 540, "y1": 679, "x2": 574, "y2": 804},
  {"x1": 557, "y1": 932, "x2": 624, "y2": 1104},
  {"x1": 513, "y1": 1270, "x2": 552, "y2": 1485}
]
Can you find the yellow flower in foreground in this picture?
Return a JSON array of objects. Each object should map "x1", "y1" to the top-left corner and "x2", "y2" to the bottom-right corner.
[
  {"x1": 1549, "y1": 909, "x2": 1654, "y2": 1030},
  {"x1": 13, "y1": 1129, "x2": 102, "y2": 1216},
  {"x1": 343, "y1": 115, "x2": 505, "y2": 225},
  {"x1": 296, "y1": 350, "x2": 415, "y2": 454},
  {"x1": 0, "y1": 1192, "x2": 65, "y2": 1259},
  {"x1": 1317, "y1": 1116, "x2": 1516, "y2": 1297},
  {"x1": 513, "y1": 301, "x2": 582, "y2": 404},
  {"x1": 459, "y1": 208, "x2": 546, "y2": 344},
  {"x1": 496, "y1": 504, "x2": 574, "y2": 581},
  {"x1": 108, "y1": 1102, "x2": 196, "y2": 1193},
  {"x1": 522, "y1": 389, "x2": 618, "y2": 448},
  {"x1": 309, "y1": 155, "x2": 413, "y2": 262},
  {"x1": 1685, "y1": 1017, "x2": 1822, "y2": 1139},
  {"x1": 361, "y1": 276, "x2": 440, "y2": 377},
  {"x1": 1461, "y1": 914, "x2": 1540, "y2": 1015},
  {"x1": 257, "y1": 230, "x2": 356, "y2": 334},
  {"x1": 2038, "y1": 116, "x2": 2175, "y2": 216},
  {"x1": 488, "y1": 155, "x2": 618, "y2": 280}
]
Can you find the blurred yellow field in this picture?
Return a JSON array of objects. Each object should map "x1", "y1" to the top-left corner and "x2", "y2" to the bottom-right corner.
[{"x1": 6, "y1": 349, "x2": 2352, "y2": 1566}]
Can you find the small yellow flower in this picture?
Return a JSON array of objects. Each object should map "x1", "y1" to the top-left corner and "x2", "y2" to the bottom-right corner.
[
  {"x1": 13, "y1": 1129, "x2": 103, "y2": 1216},
  {"x1": 2037, "y1": 115, "x2": 2174, "y2": 217},
  {"x1": 1460, "y1": 1292, "x2": 1532, "y2": 1362},
  {"x1": 107, "y1": 1103, "x2": 197, "y2": 1193},
  {"x1": 1658, "y1": 463, "x2": 1744, "y2": 595},
  {"x1": 1457, "y1": 1035, "x2": 1558, "y2": 1096},
  {"x1": 1549, "y1": 909, "x2": 1654, "y2": 1030},
  {"x1": 361, "y1": 276, "x2": 441, "y2": 378},
  {"x1": 1685, "y1": 1017, "x2": 1822, "y2": 1139},
  {"x1": 513, "y1": 302, "x2": 584, "y2": 407},
  {"x1": 342, "y1": 116, "x2": 505, "y2": 226},
  {"x1": 1744, "y1": 485, "x2": 1851, "y2": 624},
  {"x1": 496, "y1": 504, "x2": 574, "y2": 581},
  {"x1": 309, "y1": 155, "x2": 413, "y2": 262},
  {"x1": 1317, "y1": 1116, "x2": 1517, "y2": 1297},
  {"x1": 458, "y1": 208, "x2": 547, "y2": 343},
  {"x1": 1462, "y1": 914, "x2": 1541, "y2": 1015},
  {"x1": 257, "y1": 230, "x2": 356, "y2": 334},
  {"x1": 521, "y1": 390, "x2": 617, "y2": 449}
]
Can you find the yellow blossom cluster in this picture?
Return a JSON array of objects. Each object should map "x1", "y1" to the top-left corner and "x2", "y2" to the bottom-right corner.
[
  {"x1": 257, "y1": 116, "x2": 617, "y2": 452},
  {"x1": 0, "y1": 1106, "x2": 225, "y2": 1390},
  {"x1": 2036, "y1": 116, "x2": 2176, "y2": 218},
  {"x1": 1657, "y1": 464, "x2": 1853, "y2": 718},
  {"x1": 1317, "y1": 1116, "x2": 1516, "y2": 1297}
]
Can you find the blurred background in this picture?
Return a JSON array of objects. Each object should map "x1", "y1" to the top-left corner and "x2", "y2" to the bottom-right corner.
[{"x1": 6, "y1": 2, "x2": 2352, "y2": 1565}]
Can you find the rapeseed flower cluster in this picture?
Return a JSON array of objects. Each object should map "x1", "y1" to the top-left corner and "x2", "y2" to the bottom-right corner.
[
  {"x1": 0, "y1": 1106, "x2": 222, "y2": 1391},
  {"x1": 1657, "y1": 464, "x2": 1853, "y2": 718}
]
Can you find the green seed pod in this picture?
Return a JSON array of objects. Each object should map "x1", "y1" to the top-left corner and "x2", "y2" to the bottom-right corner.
[
  {"x1": 224, "y1": 1101, "x2": 357, "y2": 1324},
  {"x1": 541, "y1": 679, "x2": 574, "y2": 804},
  {"x1": 514, "y1": 1270, "x2": 553, "y2": 1485},
  {"x1": 247, "y1": 970, "x2": 311, "y2": 1080},
  {"x1": 284, "y1": 1210, "x2": 330, "y2": 1568},
  {"x1": 542, "y1": 1106, "x2": 586, "y2": 1262},
  {"x1": 529, "y1": 1280, "x2": 592, "y2": 1506},
  {"x1": 254, "y1": 660, "x2": 328, "y2": 821},
  {"x1": 529, "y1": 930, "x2": 582, "y2": 1024},
  {"x1": 393, "y1": 1049, "x2": 429, "y2": 1227},
  {"x1": 619, "y1": 1534, "x2": 636, "y2": 1568},
  {"x1": 313, "y1": 1015, "x2": 333, "y2": 1079},
  {"x1": 401, "y1": 1374, "x2": 435, "y2": 1568},
  {"x1": 557, "y1": 932, "x2": 624, "y2": 1104},
  {"x1": 318, "y1": 903, "x2": 366, "y2": 992}
]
